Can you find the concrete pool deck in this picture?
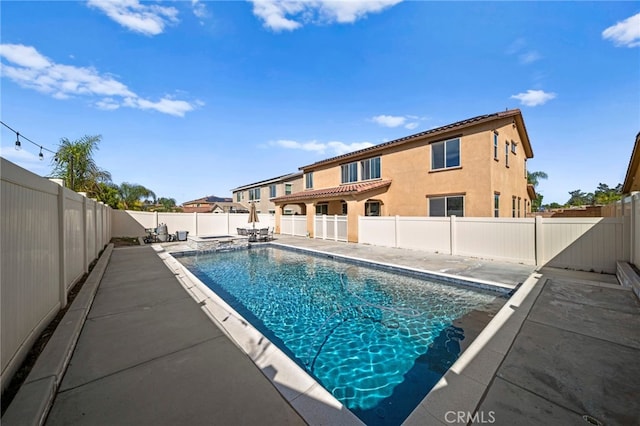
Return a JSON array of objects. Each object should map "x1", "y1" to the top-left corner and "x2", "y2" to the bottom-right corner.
[{"x1": 3, "y1": 235, "x2": 639, "y2": 425}]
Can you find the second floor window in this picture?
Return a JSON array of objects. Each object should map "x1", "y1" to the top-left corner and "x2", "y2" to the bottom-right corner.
[
  {"x1": 269, "y1": 184, "x2": 276, "y2": 198},
  {"x1": 285, "y1": 183, "x2": 292, "y2": 195},
  {"x1": 305, "y1": 172, "x2": 313, "y2": 189},
  {"x1": 432, "y1": 138, "x2": 460, "y2": 170},
  {"x1": 361, "y1": 157, "x2": 381, "y2": 180},
  {"x1": 236, "y1": 193, "x2": 240, "y2": 202},
  {"x1": 493, "y1": 132, "x2": 499, "y2": 160},
  {"x1": 341, "y1": 162, "x2": 358, "y2": 183},
  {"x1": 249, "y1": 188, "x2": 261, "y2": 201}
]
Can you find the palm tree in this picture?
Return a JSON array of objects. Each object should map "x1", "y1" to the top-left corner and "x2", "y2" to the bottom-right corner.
[
  {"x1": 51, "y1": 135, "x2": 111, "y2": 195},
  {"x1": 118, "y1": 182, "x2": 156, "y2": 210},
  {"x1": 527, "y1": 171, "x2": 548, "y2": 212},
  {"x1": 527, "y1": 171, "x2": 548, "y2": 188}
]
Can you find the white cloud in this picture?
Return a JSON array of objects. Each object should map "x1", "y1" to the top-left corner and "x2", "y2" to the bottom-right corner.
[
  {"x1": 0, "y1": 43, "x2": 200, "y2": 117},
  {"x1": 87, "y1": 0, "x2": 179, "y2": 36},
  {"x1": 271, "y1": 139, "x2": 373, "y2": 155},
  {"x1": 519, "y1": 51, "x2": 541, "y2": 64},
  {"x1": 372, "y1": 114, "x2": 406, "y2": 127},
  {"x1": 510, "y1": 89, "x2": 556, "y2": 107},
  {"x1": 249, "y1": 0, "x2": 402, "y2": 32},
  {"x1": 192, "y1": 0, "x2": 209, "y2": 20},
  {"x1": 371, "y1": 114, "x2": 423, "y2": 130},
  {"x1": 602, "y1": 13, "x2": 640, "y2": 48}
]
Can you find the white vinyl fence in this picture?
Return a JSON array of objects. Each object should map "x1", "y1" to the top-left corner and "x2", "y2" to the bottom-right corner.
[
  {"x1": 112, "y1": 210, "x2": 275, "y2": 238},
  {"x1": 1, "y1": 158, "x2": 111, "y2": 392},
  {"x1": 280, "y1": 215, "x2": 308, "y2": 237},
  {"x1": 603, "y1": 193, "x2": 639, "y2": 268},
  {"x1": 314, "y1": 215, "x2": 348, "y2": 242},
  {"x1": 359, "y1": 214, "x2": 629, "y2": 273}
]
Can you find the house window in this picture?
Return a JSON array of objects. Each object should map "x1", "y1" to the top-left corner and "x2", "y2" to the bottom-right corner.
[
  {"x1": 305, "y1": 172, "x2": 313, "y2": 189},
  {"x1": 494, "y1": 193, "x2": 500, "y2": 217},
  {"x1": 511, "y1": 141, "x2": 517, "y2": 154},
  {"x1": 512, "y1": 196, "x2": 516, "y2": 218},
  {"x1": 429, "y1": 196, "x2": 464, "y2": 217},
  {"x1": 505, "y1": 142, "x2": 510, "y2": 167},
  {"x1": 431, "y1": 138, "x2": 460, "y2": 170},
  {"x1": 236, "y1": 193, "x2": 240, "y2": 202},
  {"x1": 493, "y1": 132, "x2": 499, "y2": 160},
  {"x1": 249, "y1": 188, "x2": 261, "y2": 201},
  {"x1": 285, "y1": 183, "x2": 292, "y2": 195},
  {"x1": 316, "y1": 203, "x2": 328, "y2": 215},
  {"x1": 341, "y1": 202, "x2": 347, "y2": 215},
  {"x1": 365, "y1": 201, "x2": 381, "y2": 216},
  {"x1": 361, "y1": 157, "x2": 381, "y2": 180},
  {"x1": 284, "y1": 209, "x2": 293, "y2": 215},
  {"x1": 269, "y1": 184, "x2": 276, "y2": 198},
  {"x1": 518, "y1": 197, "x2": 521, "y2": 218},
  {"x1": 341, "y1": 162, "x2": 358, "y2": 183}
]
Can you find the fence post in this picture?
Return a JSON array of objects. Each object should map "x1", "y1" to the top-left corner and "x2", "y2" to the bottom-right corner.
[
  {"x1": 194, "y1": 212, "x2": 198, "y2": 236},
  {"x1": 58, "y1": 185, "x2": 68, "y2": 309},
  {"x1": 450, "y1": 215, "x2": 457, "y2": 255},
  {"x1": 535, "y1": 216, "x2": 543, "y2": 266},
  {"x1": 82, "y1": 196, "x2": 89, "y2": 273},
  {"x1": 395, "y1": 215, "x2": 400, "y2": 248},
  {"x1": 333, "y1": 215, "x2": 338, "y2": 241},
  {"x1": 630, "y1": 195, "x2": 637, "y2": 263}
]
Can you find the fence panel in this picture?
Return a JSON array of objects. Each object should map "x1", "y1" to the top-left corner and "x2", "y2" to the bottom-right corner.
[
  {"x1": 64, "y1": 191, "x2": 86, "y2": 289},
  {"x1": 359, "y1": 217, "x2": 396, "y2": 247},
  {"x1": 397, "y1": 217, "x2": 451, "y2": 253},
  {"x1": 1, "y1": 159, "x2": 60, "y2": 391},
  {"x1": 540, "y1": 217, "x2": 626, "y2": 273},
  {"x1": 456, "y1": 218, "x2": 536, "y2": 264},
  {"x1": 160, "y1": 212, "x2": 197, "y2": 235}
]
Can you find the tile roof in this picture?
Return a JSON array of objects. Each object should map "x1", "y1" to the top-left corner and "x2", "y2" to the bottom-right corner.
[
  {"x1": 300, "y1": 109, "x2": 530, "y2": 169},
  {"x1": 272, "y1": 179, "x2": 391, "y2": 203}
]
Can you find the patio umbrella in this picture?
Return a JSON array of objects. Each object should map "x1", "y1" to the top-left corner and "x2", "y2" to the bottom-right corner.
[{"x1": 248, "y1": 202, "x2": 259, "y2": 230}]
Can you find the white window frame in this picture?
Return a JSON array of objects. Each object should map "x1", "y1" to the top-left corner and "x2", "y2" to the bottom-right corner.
[
  {"x1": 493, "y1": 132, "x2": 499, "y2": 160},
  {"x1": 365, "y1": 201, "x2": 381, "y2": 216},
  {"x1": 341, "y1": 162, "x2": 358, "y2": 183},
  {"x1": 305, "y1": 172, "x2": 313, "y2": 189},
  {"x1": 285, "y1": 183, "x2": 292, "y2": 195},
  {"x1": 505, "y1": 142, "x2": 510, "y2": 167},
  {"x1": 428, "y1": 195, "x2": 464, "y2": 217},
  {"x1": 361, "y1": 157, "x2": 381, "y2": 181},
  {"x1": 494, "y1": 193, "x2": 500, "y2": 217},
  {"x1": 316, "y1": 203, "x2": 328, "y2": 215},
  {"x1": 269, "y1": 184, "x2": 276, "y2": 198},
  {"x1": 431, "y1": 138, "x2": 461, "y2": 170}
]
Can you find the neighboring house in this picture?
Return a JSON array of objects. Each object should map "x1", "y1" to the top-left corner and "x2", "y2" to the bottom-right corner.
[
  {"x1": 273, "y1": 109, "x2": 534, "y2": 242},
  {"x1": 622, "y1": 132, "x2": 640, "y2": 194},
  {"x1": 182, "y1": 196, "x2": 248, "y2": 213},
  {"x1": 231, "y1": 172, "x2": 303, "y2": 214}
]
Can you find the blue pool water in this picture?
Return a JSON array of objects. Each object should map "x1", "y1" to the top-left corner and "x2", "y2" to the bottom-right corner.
[{"x1": 177, "y1": 246, "x2": 505, "y2": 425}]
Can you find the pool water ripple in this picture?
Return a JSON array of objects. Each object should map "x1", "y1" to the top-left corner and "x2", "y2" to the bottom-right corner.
[{"x1": 179, "y1": 247, "x2": 504, "y2": 425}]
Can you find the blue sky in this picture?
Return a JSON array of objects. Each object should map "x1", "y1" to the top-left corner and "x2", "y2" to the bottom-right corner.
[{"x1": 1, "y1": 1, "x2": 638, "y2": 205}]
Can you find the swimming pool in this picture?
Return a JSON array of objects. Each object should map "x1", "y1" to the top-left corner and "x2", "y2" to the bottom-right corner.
[{"x1": 177, "y1": 246, "x2": 506, "y2": 425}]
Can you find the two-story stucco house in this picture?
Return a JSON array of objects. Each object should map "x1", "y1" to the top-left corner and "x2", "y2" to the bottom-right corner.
[
  {"x1": 231, "y1": 172, "x2": 303, "y2": 215},
  {"x1": 272, "y1": 109, "x2": 535, "y2": 242}
]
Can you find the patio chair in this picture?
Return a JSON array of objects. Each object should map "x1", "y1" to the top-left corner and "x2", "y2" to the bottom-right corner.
[
  {"x1": 257, "y1": 227, "x2": 269, "y2": 242},
  {"x1": 237, "y1": 227, "x2": 248, "y2": 236}
]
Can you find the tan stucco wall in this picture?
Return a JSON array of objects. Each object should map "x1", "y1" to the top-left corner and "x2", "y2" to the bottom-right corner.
[
  {"x1": 233, "y1": 176, "x2": 303, "y2": 214},
  {"x1": 305, "y1": 117, "x2": 530, "y2": 220}
]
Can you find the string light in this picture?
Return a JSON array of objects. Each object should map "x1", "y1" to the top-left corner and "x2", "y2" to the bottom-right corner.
[{"x1": 1, "y1": 120, "x2": 56, "y2": 160}]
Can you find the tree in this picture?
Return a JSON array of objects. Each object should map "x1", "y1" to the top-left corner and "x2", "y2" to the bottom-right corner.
[
  {"x1": 593, "y1": 183, "x2": 622, "y2": 205},
  {"x1": 118, "y1": 182, "x2": 156, "y2": 210},
  {"x1": 527, "y1": 171, "x2": 548, "y2": 188},
  {"x1": 156, "y1": 197, "x2": 178, "y2": 212},
  {"x1": 95, "y1": 182, "x2": 120, "y2": 209},
  {"x1": 566, "y1": 189, "x2": 594, "y2": 206},
  {"x1": 527, "y1": 171, "x2": 548, "y2": 212},
  {"x1": 51, "y1": 135, "x2": 111, "y2": 195}
]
